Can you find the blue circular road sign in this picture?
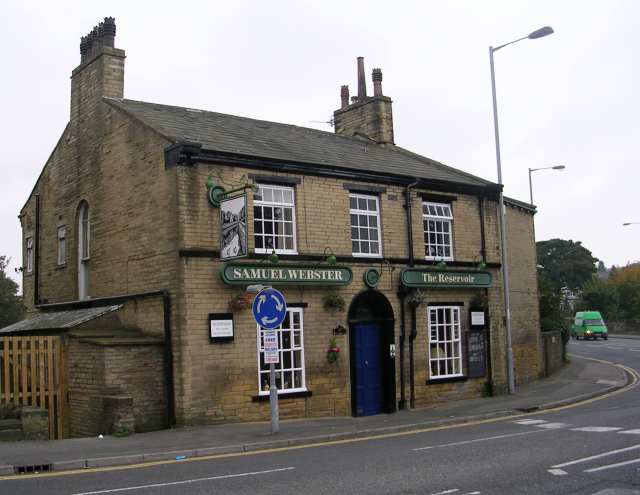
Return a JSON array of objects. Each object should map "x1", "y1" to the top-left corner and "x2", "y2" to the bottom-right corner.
[{"x1": 252, "y1": 288, "x2": 287, "y2": 329}]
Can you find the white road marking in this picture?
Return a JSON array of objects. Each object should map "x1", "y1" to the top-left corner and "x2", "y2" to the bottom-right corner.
[
  {"x1": 606, "y1": 346, "x2": 624, "y2": 349},
  {"x1": 584, "y1": 457, "x2": 640, "y2": 473},
  {"x1": 547, "y1": 468, "x2": 567, "y2": 476},
  {"x1": 630, "y1": 349, "x2": 640, "y2": 352},
  {"x1": 514, "y1": 419, "x2": 548, "y2": 425},
  {"x1": 619, "y1": 429, "x2": 640, "y2": 435},
  {"x1": 428, "y1": 490, "x2": 459, "y2": 495},
  {"x1": 70, "y1": 467, "x2": 295, "y2": 495},
  {"x1": 596, "y1": 379, "x2": 621, "y2": 385},
  {"x1": 551, "y1": 444, "x2": 640, "y2": 468},
  {"x1": 570, "y1": 426, "x2": 622, "y2": 433},
  {"x1": 535, "y1": 422, "x2": 569, "y2": 429},
  {"x1": 413, "y1": 429, "x2": 545, "y2": 451}
]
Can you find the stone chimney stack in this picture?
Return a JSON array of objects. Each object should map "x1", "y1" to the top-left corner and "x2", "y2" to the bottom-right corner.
[
  {"x1": 70, "y1": 17, "x2": 125, "y2": 123},
  {"x1": 333, "y1": 57, "x2": 394, "y2": 145}
]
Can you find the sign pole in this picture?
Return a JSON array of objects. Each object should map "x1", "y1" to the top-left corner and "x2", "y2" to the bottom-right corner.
[
  {"x1": 269, "y1": 363, "x2": 279, "y2": 433},
  {"x1": 252, "y1": 287, "x2": 286, "y2": 436}
]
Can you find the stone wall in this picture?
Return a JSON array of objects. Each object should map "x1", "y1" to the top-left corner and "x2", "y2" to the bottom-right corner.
[
  {"x1": 541, "y1": 331, "x2": 564, "y2": 377},
  {"x1": 505, "y1": 205, "x2": 542, "y2": 384},
  {"x1": 67, "y1": 338, "x2": 166, "y2": 437}
]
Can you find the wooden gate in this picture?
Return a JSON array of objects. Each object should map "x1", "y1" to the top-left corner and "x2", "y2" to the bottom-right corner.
[{"x1": 0, "y1": 336, "x2": 67, "y2": 439}]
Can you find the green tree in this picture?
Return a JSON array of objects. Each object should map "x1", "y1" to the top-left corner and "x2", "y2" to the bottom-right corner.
[
  {"x1": 580, "y1": 277, "x2": 619, "y2": 319},
  {"x1": 538, "y1": 272, "x2": 566, "y2": 333},
  {"x1": 536, "y1": 239, "x2": 598, "y2": 292},
  {"x1": 0, "y1": 256, "x2": 24, "y2": 328}
]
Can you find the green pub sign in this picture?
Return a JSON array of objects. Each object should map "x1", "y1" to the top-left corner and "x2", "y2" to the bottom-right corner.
[
  {"x1": 401, "y1": 269, "x2": 492, "y2": 288},
  {"x1": 221, "y1": 262, "x2": 353, "y2": 286}
]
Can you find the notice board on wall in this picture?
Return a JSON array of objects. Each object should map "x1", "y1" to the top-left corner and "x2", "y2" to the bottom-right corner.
[{"x1": 467, "y1": 329, "x2": 487, "y2": 378}]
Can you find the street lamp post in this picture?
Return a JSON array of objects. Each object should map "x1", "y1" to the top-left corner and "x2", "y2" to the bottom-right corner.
[
  {"x1": 489, "y1": 26, "x2": 554, "y2": 395},
  {"x1": 528, "y1": 165, "x2": 565, "y2": 205}
]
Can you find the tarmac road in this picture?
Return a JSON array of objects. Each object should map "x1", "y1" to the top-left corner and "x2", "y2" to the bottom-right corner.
[{"x1": 2, "y1": 336, "x2": 639, "y2": 495}]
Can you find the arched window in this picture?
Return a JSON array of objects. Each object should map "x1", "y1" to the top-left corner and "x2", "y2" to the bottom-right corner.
[{"x1": 78, "y1": 201, "x2": 90, "y2": 299}]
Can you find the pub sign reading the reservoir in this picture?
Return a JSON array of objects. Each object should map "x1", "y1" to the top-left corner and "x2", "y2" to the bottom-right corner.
[
  {"x1": 221, "y1": 263, "x2": 353, "y2": 286},
  {"x1": 401, "y1": 269, "x2": 492, "y2": 288}
]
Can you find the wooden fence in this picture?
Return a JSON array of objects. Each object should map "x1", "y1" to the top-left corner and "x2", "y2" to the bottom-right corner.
[{"x1": 0, "y1": 336, "x2": 67, "y2": 439}]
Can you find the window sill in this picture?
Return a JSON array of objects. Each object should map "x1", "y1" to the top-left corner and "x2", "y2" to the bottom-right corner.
[
  {"x1": 426, "y1": 376, "x2": 467, "y2": 385},
  {"x1": 254, "y1": 250, "x2": 299, "y2": 256},
  {"x1": 56, "y1": 264, "x2": 67, "y2": 270},
  {"x1": 252, "y1": 390, "x2": 312, "y2": 402},
  {"x1": 424, "y1": 257, "x2": 455, "y2": 262},
  {"x1": 352, "y1": 253, "x2": 383, "y2": 259}
]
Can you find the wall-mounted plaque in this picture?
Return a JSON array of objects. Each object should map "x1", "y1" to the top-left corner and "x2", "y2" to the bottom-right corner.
[
  {"x1": 471, "y1": 311, "x2": 486, "y2": 327},
  {"x1": 220, "y1": 194, "x2": 248, "y2": 260},
  {"x1": 209, "y1": 313, "x2": 234, "y2": 342}
]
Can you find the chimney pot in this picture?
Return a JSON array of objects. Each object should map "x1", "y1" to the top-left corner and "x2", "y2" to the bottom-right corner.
[
  {"x1": 103, "y1": 17, "x2": 116, "y2": 47},
  {"x1": 372, "y1": 68, "x2": 383, "y2": 96},
  {"x1": 340, "y1": 85, "x2": 350, "y2": 109},
  {"x1": 357, "y1": 57, "x2": 367, "y2": 99},
  {"x1": 80, "y1": 36, "x2": 89, "y2": 63}
]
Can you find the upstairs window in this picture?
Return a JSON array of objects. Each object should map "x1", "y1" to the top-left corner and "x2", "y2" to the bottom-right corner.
[
  {"x1": 25, "y1": 236, "x2": 33, "y2": 274},
  {"x1": 253, "y1": 185, "x2": 297, "y2": 254},
  {"x1": 423, "y1": 201, "x2": 453, "y2": 261},
  {"x1": 57, "y1": 226, "x2": 66, "y2": 266},
  {"x1": 350, "y1": 193, "x2": 382, "y2": 257},
  {"x1": 80, "y1": 205, "x2": 90, "y2": 261}
]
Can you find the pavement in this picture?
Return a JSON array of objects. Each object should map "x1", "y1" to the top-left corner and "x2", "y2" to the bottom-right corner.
[{"x1": 0, "y1": 353, "x2": 631, "y2": 476}]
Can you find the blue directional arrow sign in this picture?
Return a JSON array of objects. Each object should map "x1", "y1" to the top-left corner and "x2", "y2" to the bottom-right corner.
[{"x1": 252, "y1": 288, "x2": 287, "y2": 329}]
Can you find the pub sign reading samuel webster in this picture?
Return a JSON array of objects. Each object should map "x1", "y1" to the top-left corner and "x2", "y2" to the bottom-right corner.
[{"x1": 220, "y1": 195, "x2": 248, "y2": 260}]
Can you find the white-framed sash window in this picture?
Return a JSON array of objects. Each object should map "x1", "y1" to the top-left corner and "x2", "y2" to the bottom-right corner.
[
  {"x1": 253, "y1": 185, "x2": 297, "y2": 254},
  {"x1": 350, "y1": 193, "x2": 382, "y2": 257},
  {"x1": 428, "y1": 306, "x2": 463, "y2": 379},
  {"x1": 257, "y1": 307, "x2": 306, "y2": 395},
  {"x1": 25, "y1": 236, "x2": 33, "y2": 274},
  {"x1": 423, "y1": 201, "x2": 454, "y2": 261}
]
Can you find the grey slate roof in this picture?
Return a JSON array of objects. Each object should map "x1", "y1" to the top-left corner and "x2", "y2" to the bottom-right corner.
[
  {"x1": 0, "y1": 305, "x2": 122, "y2": 335},
  {"x1": 105, "y1": 98, "x2": 494, "y2": 188}
]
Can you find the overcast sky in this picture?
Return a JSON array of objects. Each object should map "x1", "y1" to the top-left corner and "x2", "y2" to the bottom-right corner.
[{"x1": 2, "y1": 0, "x2": 639, "y2": 287}]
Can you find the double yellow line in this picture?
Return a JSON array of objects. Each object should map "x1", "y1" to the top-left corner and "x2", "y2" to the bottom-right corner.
[{"x1": 3, "y1": 356, "x2": 637, "y2": 481}]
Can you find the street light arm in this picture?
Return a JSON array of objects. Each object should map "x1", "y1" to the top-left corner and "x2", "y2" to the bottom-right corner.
[{"x1": 491, "y1": 36, "x2": 529, "y2": 52}]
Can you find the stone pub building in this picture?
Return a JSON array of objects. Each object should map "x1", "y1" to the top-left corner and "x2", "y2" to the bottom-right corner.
[{"x1": 1, "y1": 18, "x2": 541, "y2": 437}]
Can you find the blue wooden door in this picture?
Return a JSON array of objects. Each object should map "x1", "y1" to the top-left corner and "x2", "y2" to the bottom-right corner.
[{"x1": 354, "y1": 323, "x2": 383, "y2": 416}]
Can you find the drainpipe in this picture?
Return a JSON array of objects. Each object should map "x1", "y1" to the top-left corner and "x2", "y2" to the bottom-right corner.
[
  {"x1": 478, "y1": 196, "x2": 493, "y2": 394},
  {"x1": 404, "y1": 179, "x2": 419, "y2": 409},
  {"x1": 397, "y1": 287, "x2": 407, "y2": 410}
]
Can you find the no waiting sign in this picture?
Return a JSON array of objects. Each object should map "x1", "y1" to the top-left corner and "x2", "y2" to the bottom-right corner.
[{"x1": 263, "y1": 329, "x2": 279, "y2": 364}]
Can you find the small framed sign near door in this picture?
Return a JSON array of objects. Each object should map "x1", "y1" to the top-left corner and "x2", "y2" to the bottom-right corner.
[
  {"x1": 209, "y1": 313, "x2": 234, "y2": 343},
  {"x1": 220, "y1": 194, "x2": 248, "y2": 260}
]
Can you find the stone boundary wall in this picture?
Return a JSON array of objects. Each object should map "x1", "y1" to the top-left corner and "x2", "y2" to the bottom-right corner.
[
  {"x1": 608, "y1": 320, "x2": 640, "y2": 335},
  {"x1": 541, "y1": 331, "x2": 564, "y2": 377}
]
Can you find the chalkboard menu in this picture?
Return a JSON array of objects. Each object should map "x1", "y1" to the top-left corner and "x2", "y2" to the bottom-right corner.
[{"x1": 467, "y1": 329, "x2": 487, "y2": 378}]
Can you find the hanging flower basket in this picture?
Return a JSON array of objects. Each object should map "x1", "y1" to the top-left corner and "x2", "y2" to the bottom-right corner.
[
  {"x1": 327, "y1": 338, "x2": 340, "y2": 364},
  {"x1": 229, "y1": 292, "x2": 253, "y2": 311},
  {"x1": 322, "y1": 290, "x2": 346, "y2": 314}
]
